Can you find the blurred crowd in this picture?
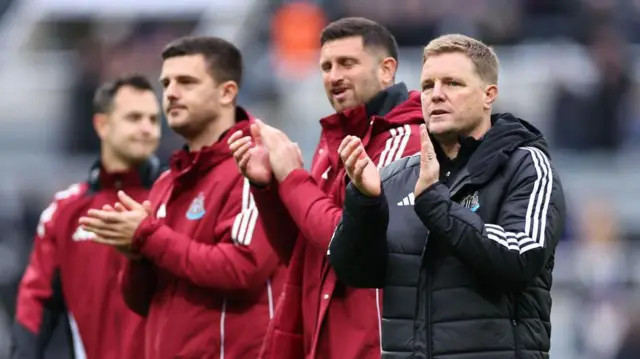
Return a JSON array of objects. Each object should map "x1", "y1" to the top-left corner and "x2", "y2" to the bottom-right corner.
[{"x1": 1, "y1": 0, "x2": 640, "y2": 358}]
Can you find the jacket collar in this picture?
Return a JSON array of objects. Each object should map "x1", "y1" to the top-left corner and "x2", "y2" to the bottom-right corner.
[
  {"x1": 88, "y1": 156, "x2": 162, "y2": 192},
  {"x1": 320, "y1": 83, "x2": 410, "y2": 138},
  {"x1": 169, "y1": 106, "x2": 253, "y2": 183}
]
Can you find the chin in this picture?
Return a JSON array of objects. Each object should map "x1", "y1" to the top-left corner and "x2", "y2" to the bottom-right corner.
[
  {"x1": 333, "y1": 100, "x2": 358, "y2": 113},
  {"x1": 427, "y1": 123, "x2": 449, "y2": 135}
]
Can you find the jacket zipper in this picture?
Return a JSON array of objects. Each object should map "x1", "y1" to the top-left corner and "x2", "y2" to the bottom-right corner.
[
  {"x1": 220, "y1": 298, "x2": 227, "y2": 359},
  {"x1": 512, "y1": 293, "x2": 520, "y2": 359},
  {"x1": 426, "y1": 268, "x2": 432, "y2": 359}
]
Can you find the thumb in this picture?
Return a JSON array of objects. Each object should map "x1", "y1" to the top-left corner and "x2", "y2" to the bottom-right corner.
[
  {"x1": 118, "y1": 191, "x2": 142, "y2": 210},
  {"x1": 294, "y1": 143, "x2": 303, "y2": 159},
  {"x1": 250, "y1": 123, "x2": 263, "y2": 146},
  {"x1": 142, "y1": 200, "x2": 153, "y2": 215}
]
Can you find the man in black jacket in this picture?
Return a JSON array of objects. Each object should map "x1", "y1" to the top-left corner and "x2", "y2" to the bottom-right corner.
[{"x1": 328, "y1": 34, "x2": 566, "y2": 359}]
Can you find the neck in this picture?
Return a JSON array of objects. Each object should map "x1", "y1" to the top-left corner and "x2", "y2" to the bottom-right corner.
[
  {"x1": 437, "y1": 114, "x2": 491, "y2": 159},
  {"x1": 100, "y1": 148, "x2": 134, "y2": 173},
  {"x1": 187, "y1": 107, "x2": 236, "y2": 152},
  {"x1": 438, "y1": 141, "x2": 461, "y2": 159}
]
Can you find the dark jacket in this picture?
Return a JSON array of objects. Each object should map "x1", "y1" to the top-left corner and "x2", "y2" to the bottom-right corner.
[
  {"x1": 13, "y1": 158, "x2": 162, "y2": 359},
  {"x1": 328, "y1": 113, "x2": 566, "y2": 359}
]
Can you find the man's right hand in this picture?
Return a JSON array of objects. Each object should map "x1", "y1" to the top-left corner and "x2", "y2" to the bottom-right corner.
[
  {"x1": 228, "y1": 123, "x2": 273, "y2": 186},
  {"x1": 338, "y1": 136, "x2": 381, "y2": 197}
]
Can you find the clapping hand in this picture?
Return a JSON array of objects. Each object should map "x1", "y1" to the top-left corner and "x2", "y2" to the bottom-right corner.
[
  {"x1": 79, "y1": 191, "x2": 151, "y2": 258},
  {"x1": 338, "y1": 135, "x2": 381, "y2": 197},
  {"x1": 414, "y1": 124, "x2": 440, "y2": 197},
  {"x1": 254, "y1": 120, "x2": 304, "y2": 182},
  {"x1": 228, "y1": 123, "x2": 273, "y2": 186}
]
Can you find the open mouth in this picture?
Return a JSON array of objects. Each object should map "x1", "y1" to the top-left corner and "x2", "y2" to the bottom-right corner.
[
  {"x1": 331, "y1": 88, "x2": 349, "y2": 100},
  {"x1": 430, "y1": 109, "x2": 449, "y2": 116}
]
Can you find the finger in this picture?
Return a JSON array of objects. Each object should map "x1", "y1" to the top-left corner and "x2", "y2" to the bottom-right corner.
[
  {"x1": 84, "y1": 226, "x2": 122, "y2": 240},
  {"x1": 256, "y1": 122, "x2": 276, "y2": 148},
  {"x1": 79, "y1": 216, "x2": 113, "y2": 229},
  {"x1": 419, "y1": 124, "x2": 435, "y2": 160},
  {"x1": 234, "y1": 141, "x2": 252, "y2": 163},
  {"x1": 118, "y1": 191, "x2": 142, "y2": 210},
  {"x1": 339, "y1": 137, "x2": 361, "y2": 163},
  {"x1": 84, "y1": 210, "x2": 120, "y2": 223},
  {"x1": 238, "y1": 152, "x2": 251, "y2": 169},
  {"x1": 102, "y1": 204, "x2": 115, "y2": 212},
  {"x1": 114, "y1": 202, "x2": 127, "y2": 212},
  {"x1": 353, "y1": 157, "x2": 369, "y2": 180},
  {"x1": 337, "y1": 136, "x2": 352, "y2": 154},
  {"x1": 250, "y1": 123, "x2": 263, "y2": 146},
  {"x1": 294, "y1": 143, "x2": 303, "y2": 160},
  {"x1": 227, "y1": 130, "x2": 244, "y2": 145},
  {"x1": 229, "y1": 136, "x2": 251, "y2": 153},
  {"x1": 345, "y1": 145, "x2": 364, "y2": 171}
]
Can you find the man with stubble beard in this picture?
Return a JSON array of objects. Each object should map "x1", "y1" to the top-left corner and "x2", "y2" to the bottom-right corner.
[
  {"x1": 80, "y1": 36, "x2": 285, "y2": 359},
  {"x1": 228, "y1": 17, "x2": 423, "y2": 359}
]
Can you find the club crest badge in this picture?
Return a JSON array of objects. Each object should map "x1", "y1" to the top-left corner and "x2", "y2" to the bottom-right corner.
[
  {"x1": 186, "y1": 192, "x2": 206, "y2": 220},
  {"x1": 461, "y1": 191, "x2": 480, "y2": 212}
]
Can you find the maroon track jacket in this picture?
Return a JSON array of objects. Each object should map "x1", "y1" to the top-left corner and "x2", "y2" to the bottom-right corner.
[
  {"x1": 257, "y1": 84, "x2": 424, "y2": 359},
  {"x1": 13, "y1": 159, "x2": 162, "y2": 359},
  {"x1": 120, "y1": 107, "x2": 286, "y2": 359}
]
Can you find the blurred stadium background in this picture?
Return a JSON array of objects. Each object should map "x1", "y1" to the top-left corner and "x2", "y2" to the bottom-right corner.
[{"x1": 0, "y1": 0, "x2": 639, "y2": 358}]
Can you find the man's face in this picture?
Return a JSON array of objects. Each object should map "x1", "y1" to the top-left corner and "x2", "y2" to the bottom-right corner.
[
  {"x1": 420, "y1": 52, "x2": 493, "y2": 139},
  {"x1": 100, "y1": 86, "x2": 161, "y2": 164},
  {"x1": 319, "y1": 36, "x2": 385, "y2": 112},
  {"x1": 160, "y1": 54, "x2": 221, "y2": 137}
]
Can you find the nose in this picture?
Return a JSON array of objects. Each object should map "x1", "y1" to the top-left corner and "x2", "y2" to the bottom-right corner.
[
  {"x1": 164, "y1": 82, "x2": 180, "y2": 102},
  {"x1": 140, "y1": 117, "x2": 158, "y2": 137},
  {"x1": 328, "y1": 67, "x2": 344, "y2": 86},
  {"x1": 430, "y1": 81, "x2": 445, "y2": 102}
]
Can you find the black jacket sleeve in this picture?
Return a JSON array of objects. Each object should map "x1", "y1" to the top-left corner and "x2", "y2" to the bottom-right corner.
[
  {"x1": 12, "y1": 199, "x2": 70, "y2": 359},
  {"x1": 328, "y1": 182, "x2": 389, "y2": 288},
  {"x1": 414, "y1": 148, "x2": 565, "y2": 291}
]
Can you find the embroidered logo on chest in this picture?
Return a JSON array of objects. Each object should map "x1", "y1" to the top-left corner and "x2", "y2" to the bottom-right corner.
[
  {"x1": 460, "y1": 191, "x2": 480, "y2": 212},
  {"x1": 186, "y1": 192, "x2": 206, "y2": 220}
]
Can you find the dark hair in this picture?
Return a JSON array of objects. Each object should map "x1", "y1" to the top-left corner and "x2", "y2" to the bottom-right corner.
[
  {"x1": 161, "y1": 36, "x2": 243, "y2": 88},
  {"x1": 93, "y1": 74, "x2": 154, "y2": 114},
  {"x1": 320, "y1": 17, "x2": 399, "y2": 62}
]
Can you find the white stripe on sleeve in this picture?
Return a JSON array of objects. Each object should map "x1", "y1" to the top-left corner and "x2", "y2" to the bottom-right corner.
[
  {"x1": 231, "y1": 178, "x2": 258, "y2": 246},
  {"x1": 377, "y1": 125, "x2": 412, "y2": 169},
  {"x1": 484, "y1": 147, "x2": 553, "y2": 255}
]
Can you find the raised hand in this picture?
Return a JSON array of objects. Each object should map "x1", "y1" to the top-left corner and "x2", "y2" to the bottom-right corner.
[
  {"x1": 228, "y1": 122, "x2": 273, "y2": 186},
  {"x1": 338, "y1": 135, "x2": 381, "y2": 197},
  {"x1": 414, "y1": 124, "x2": 440, "y2": 197},
  {"x1": 255, "y1": 120, "x2": 304, "y2": 183}
]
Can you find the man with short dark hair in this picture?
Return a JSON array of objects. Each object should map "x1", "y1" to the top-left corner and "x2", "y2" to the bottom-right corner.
[
  {"x1": 80, "y1": 36, "x2": 285, "y2": 359},
  {"x1": 228, "y1": 17, "x2": 422, "y2": 359},
  {"x1": 13, "y1": 74, "x2": 162, "y2": 359},
  {"x1": 330, "y1": 34, "x2": 566, "y2": 359}
]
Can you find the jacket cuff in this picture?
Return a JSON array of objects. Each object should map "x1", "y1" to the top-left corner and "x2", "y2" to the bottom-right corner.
[
  {"x1": 414, "y1": 181, "x2": 449, "y2": 222},
  {"x1": 346, "y1": 182, "x2": 386, "y2": 207},
  {"x1": 132, "y1": 216, "x2": 161, "y2": 253}
]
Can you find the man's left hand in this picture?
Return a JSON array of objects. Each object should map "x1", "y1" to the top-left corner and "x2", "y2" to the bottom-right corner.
[
  {"x1": 79, "y1": 191, "x2": 151, "y2": 252},
  {"x1": 256, "y1": 119, "x2": 304, "y2": 182}
]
